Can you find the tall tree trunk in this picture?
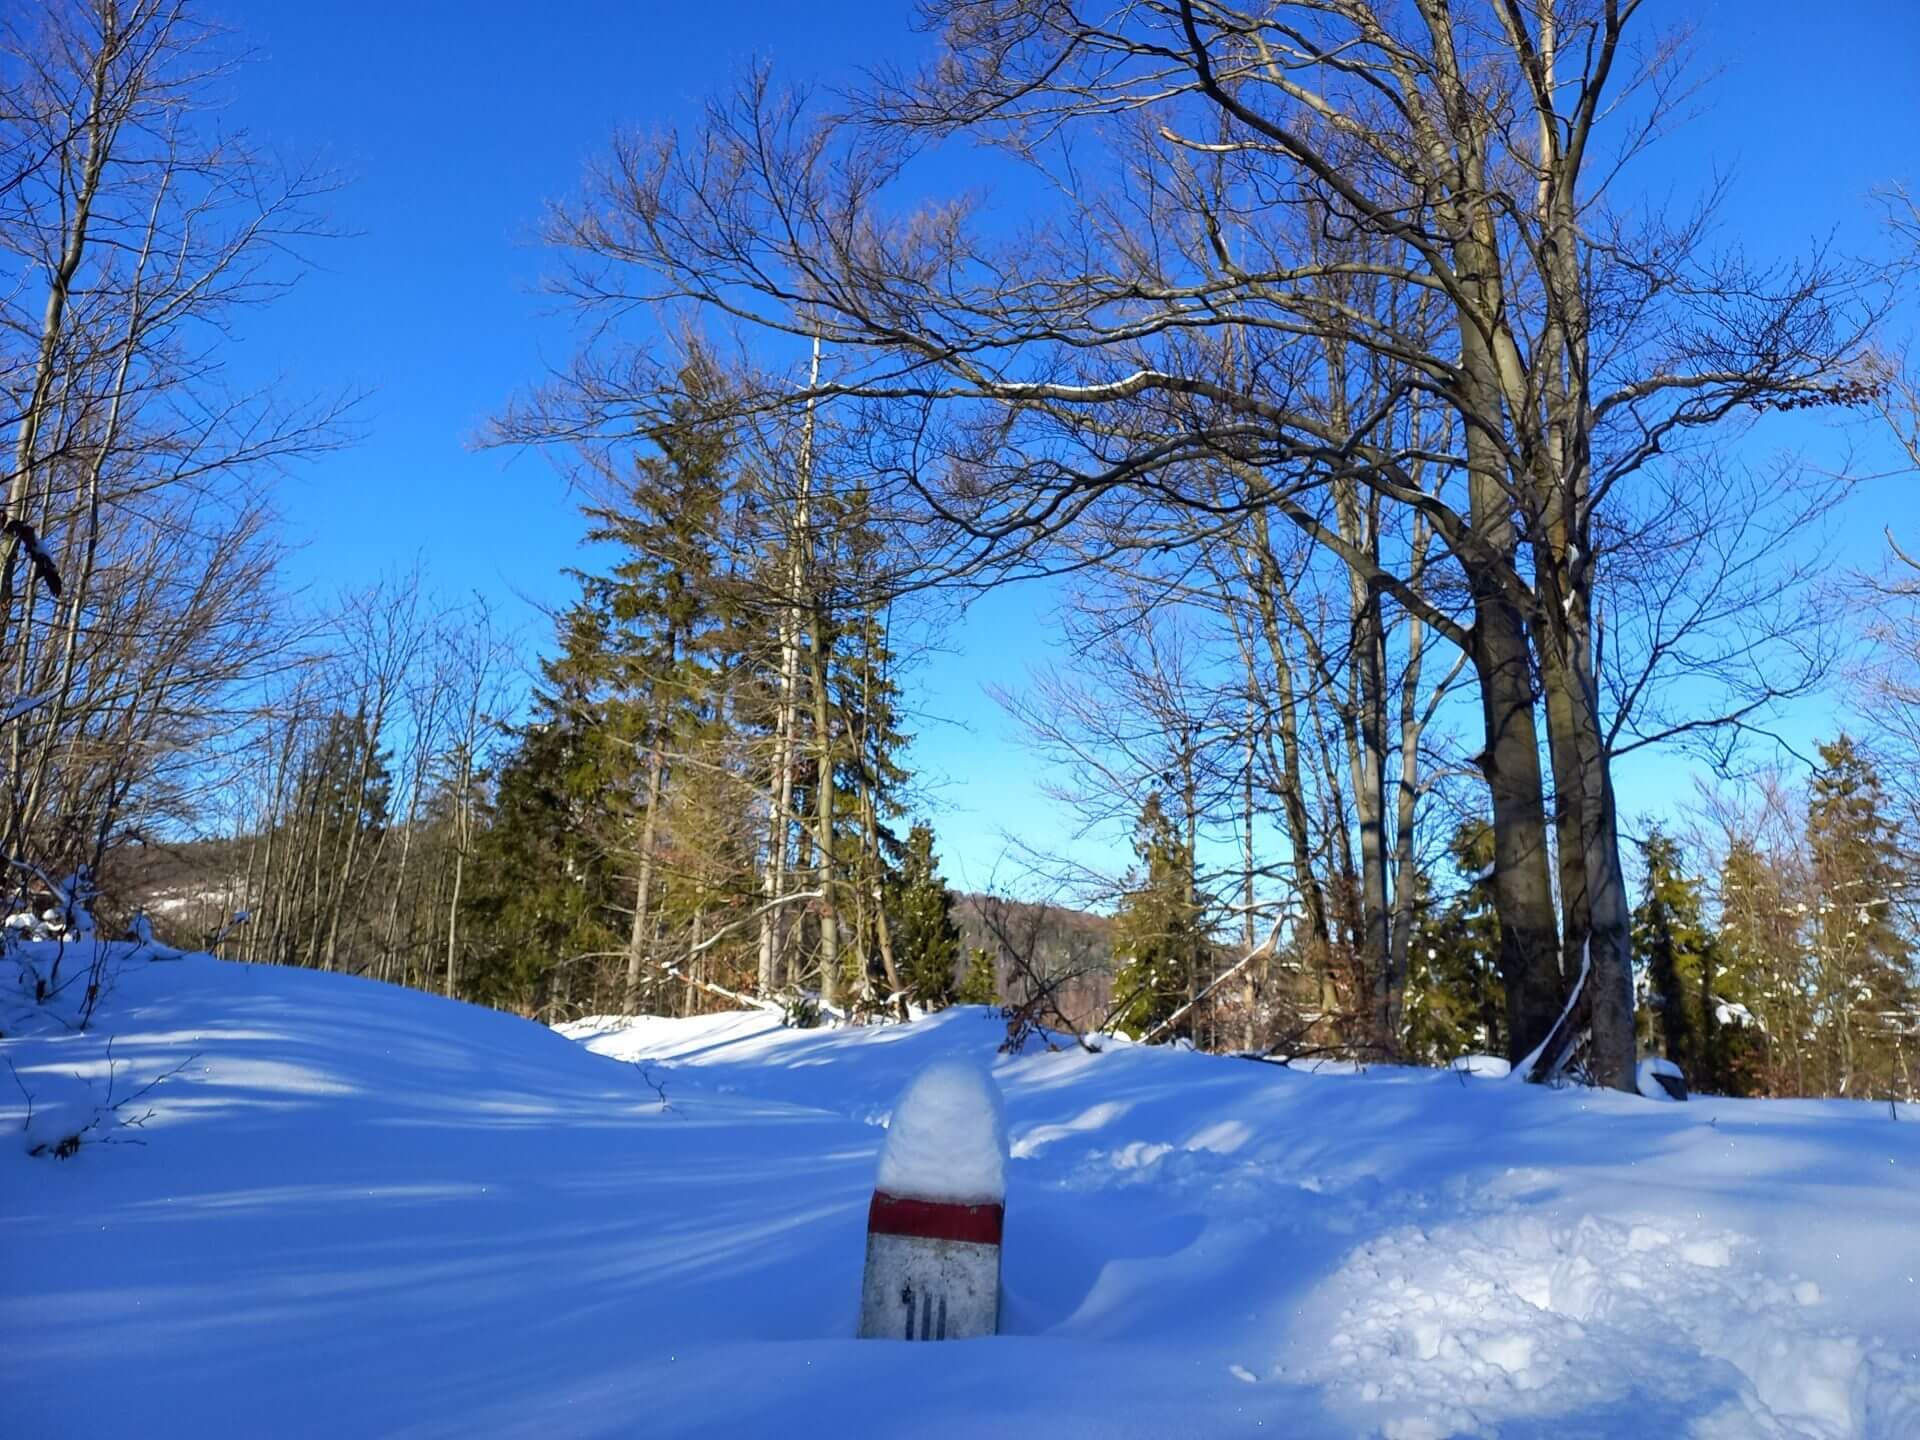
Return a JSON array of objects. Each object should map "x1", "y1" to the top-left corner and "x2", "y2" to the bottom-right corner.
[
  {"x1": 1470, "y1": 594, "x2": 1564, "y2": 1064},
  {"x1": 1542, "y1": 676, "x2": 1593, "y2": 974},
  {"x1": 1533, "y1": 639, "x2": 1638, "y2": 1090},
  {"x1": 623, "y1": 738, "x2": 667, "y2": 1012},
  {"x1": 2, "y1": 18, "x2": 117, "y2": 650},
  {"x1": 760, "y1": 335, "x2": 822, "y2": 996},
  {"x1": 1325, "y1": 339, "x2": 1394, "y2": 1052},
  {"x1": 760, "y1": 606, "x2": 798, "y2": 995},
  {"x1": 444, "y1": 846, "x2": 465, "y2": 999},
  {"x1": 1242, "y1": 708, "x2": 1258, "y2": 1051},
  {"x1": 865, "y1": 791, "x2": 907, "y2": 1020},
  {"x1": 1453, "y1": 186, "x2": 1567, "y2": 1063},
  {"x1": 1384, "y1": 586, "x2": 1449, "y2": 1051},
  {"x1": 1244, "y1": 515, "x2": 1330, "y2": 951},
  {"x1": 810, "y1": 606, "x2": 839, "y2": 1007}
]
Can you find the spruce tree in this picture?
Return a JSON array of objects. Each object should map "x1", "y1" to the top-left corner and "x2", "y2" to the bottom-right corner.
[
  {"x1": 582, "y1": 378, "x2": 736, "y2": 1007},
  {"x1": 832, "y1": 572, "x2": 912, "y2": 1004},
  {"x1": 461, "y1": 598, "x2": 632, "y2": 1014},
  {"x1": 1404, "y1": 821, "x2": 1506, "y2": 1063},
  {"x1": 1110, "y1": 792, "x2": 1203, "y2": 1039},
  {"x1": 1806, "y1": 737, "x2": 1916, "y2": 1096},
  {"x1": 890, "y1": 821, "x2": 962, "y2": 1008},
  {"x1": 462, "y1": 716, "x2": 620, "y2": 1013},
  {"x1": 1632, "y1": 828, "x2": 1720, "y2": 1086},
  {"x1": 1714, "y1": 839, "x2": 1790, "y2": 1095},
  {"x1": 956, "y1": 946, "x2": 1000, "y2": 1006}
]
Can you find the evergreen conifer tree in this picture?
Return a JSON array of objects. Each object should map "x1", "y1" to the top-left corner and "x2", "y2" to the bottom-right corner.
[
  {"x1": 956, "y1": 946, "x2": 1000, "y2": 1006},
  {"x1": 833, "y1": 575, "x2": 912, "y2": 1004},
  {"x1": 1110, "y1": 792, "x2": 1204, "y2": 1038},
  {"x1": 581, "y1": 378, "x2": 737, "y2": 1007},
  {"x1": 1632, "y1": 828, "x2": 1720, "y2": 1086},
  {"x1": 890, "y1": 821, "x2": 962, "y2": 1008},
  {"x1": 1713, "y1": 839, "x2": 1790, "y2": 1095},
  {"x1": 1405, "y1": 821, "x2": 1506, "y2": 1063},
  {"x1": 461, "y1": 599, "x2": 633, "y2": 1014},
  {"x1": 1806, "y1": 736, "x2": 1916, "y2": 1095}
]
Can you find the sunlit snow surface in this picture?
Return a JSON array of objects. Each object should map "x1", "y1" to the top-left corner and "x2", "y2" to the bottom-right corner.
[{"x1": 5, "y1": 944, "x2": 1918, "y2": 1438}]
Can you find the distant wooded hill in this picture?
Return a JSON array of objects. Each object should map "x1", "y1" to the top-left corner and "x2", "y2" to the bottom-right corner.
[
  {"x1": 104, "y1": 841, "x2": 1122, "y2": 1030},
  {"x1": 954, "y1": 892, "x2": 1114, "y2": 1032}
]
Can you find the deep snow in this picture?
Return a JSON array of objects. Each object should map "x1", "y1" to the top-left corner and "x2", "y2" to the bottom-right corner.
[{"x1": 4, "y1": 944, "x2": 1918, "y2": 1438}]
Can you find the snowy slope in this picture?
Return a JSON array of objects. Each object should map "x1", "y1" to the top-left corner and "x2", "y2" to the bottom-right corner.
[{"x1": 4, "y1": 947, "x2": 1917, "y2": 1439}]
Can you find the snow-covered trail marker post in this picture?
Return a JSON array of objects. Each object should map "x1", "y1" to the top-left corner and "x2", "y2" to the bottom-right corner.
[{"x1": 857, "y1": 1058, "x2": 1007, "y2": 1341}]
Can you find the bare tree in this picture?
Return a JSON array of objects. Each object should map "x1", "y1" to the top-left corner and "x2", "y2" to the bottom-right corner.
[{"x1": 0, "y1": 0, "x2": 342, "y2": 893}]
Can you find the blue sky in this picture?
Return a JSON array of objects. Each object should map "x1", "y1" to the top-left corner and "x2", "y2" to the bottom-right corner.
[{"x1": 207, "y1": 1, "x2": 1919, "y2": 895}]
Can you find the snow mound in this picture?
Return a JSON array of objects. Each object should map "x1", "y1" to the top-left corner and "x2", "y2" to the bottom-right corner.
[
  {"x1": 875, "y1": 1058, "x2": 1006, "y2": 1204},
  {"x1": 1300, "y1": 1210, "x2": 1920, "y2": 1438},
  {"x1": 1449, "y1": 1053, "x2": 1512, "y2": 1078},
  {"x1": 1638, "y1": 1055, "x2": 1687, "y2": 1100}
]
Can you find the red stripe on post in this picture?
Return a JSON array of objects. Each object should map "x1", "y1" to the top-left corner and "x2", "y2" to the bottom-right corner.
[{"x1": 867, "y1": 1190, "x2": 1004, "y2": 1246}]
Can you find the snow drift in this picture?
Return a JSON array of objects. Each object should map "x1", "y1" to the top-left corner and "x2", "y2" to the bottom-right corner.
[{"x1": 5, "y1": 944, "x2": 1918, "y2": 1438}]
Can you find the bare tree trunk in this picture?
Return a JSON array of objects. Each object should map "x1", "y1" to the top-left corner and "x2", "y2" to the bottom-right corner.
[
  {"x1": 866, "y1": 816, "x2": 907, "y2": 1020},
  {"x1": 1324, "y1": 339, "x2": 1394, "y2": 1051},
  {"x1": 1241, "y1": 706, "x2": 1258, "y2": 1051},
  {"x1": 810, "y1": 605, "x2": 839, "y2": 1007},
  {"x1": 1531, "y1": 640, "x2": 1638, "y2": 1089},
  {"x1": 1542, "y1": 663, "x2": 1593, "y2": 974},
  {"x1": 1, "y1": 8, "x2": 118, "y2": 646},
  {"x1": 758, "y1": 337, "x2": 822, "y2": 996},
  {"x1": 624, "y1": 739, "x2": 667, "y2": 1013},
  {"x1": 1452, "y1": 195, "x2": 1568, "y2": 1061},
  {"x1": 444, "y1": 845, "x2": 466, "y2": 998},
  {"x1": 1244, "y1": 515, "x2": 1330, "y2": 951}
]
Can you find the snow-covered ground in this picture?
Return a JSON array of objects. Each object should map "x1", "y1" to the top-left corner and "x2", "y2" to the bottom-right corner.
[{"x1": 6, "y1": 945, "x2": 1918, "y2": 1438}]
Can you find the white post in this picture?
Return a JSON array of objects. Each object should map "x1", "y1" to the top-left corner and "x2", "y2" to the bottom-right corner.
[{"x1": 857, "y1": 1058, "x2": 1007, "y2": 1340}]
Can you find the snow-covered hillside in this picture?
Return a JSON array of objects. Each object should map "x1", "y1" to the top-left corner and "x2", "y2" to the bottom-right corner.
[{"x1": 6, "y1": 947, "x2": 1918, "y2": 1438}]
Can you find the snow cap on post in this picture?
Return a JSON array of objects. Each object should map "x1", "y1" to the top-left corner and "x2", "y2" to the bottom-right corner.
[
  {"x1": 876, "y1": 1057, "x2": 1007, "y2": 1205},
  {"x1": 859, "y1": 1058, "x2": 1008, "y2": 1341}
]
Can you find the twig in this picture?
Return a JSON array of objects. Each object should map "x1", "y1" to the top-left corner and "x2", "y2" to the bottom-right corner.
[
  {"x1": 29, "y1": 1042, "x2": 201, "y2": 1159},
  {"x1": 106, "y1": 1049, "x2": 200, "y2": 1118},
  {"x1": 633, "y1": 1061, "x2": 673, "y2": 1113},
  {"x1": 5, "y1": 1054, "x2": 32, "y2": 1131}
]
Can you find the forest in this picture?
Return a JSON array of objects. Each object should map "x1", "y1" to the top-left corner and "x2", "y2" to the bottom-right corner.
[{"x1": 6, "y1": 0, "x2": 1920, "y2": 1103}]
